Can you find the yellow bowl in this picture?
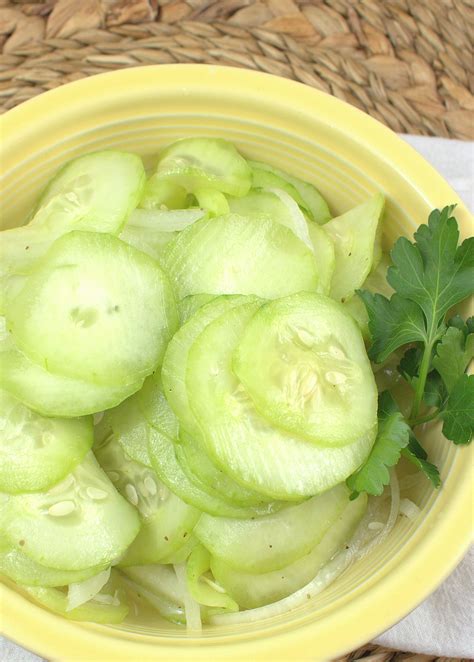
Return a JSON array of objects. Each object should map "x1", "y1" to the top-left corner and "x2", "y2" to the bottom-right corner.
[{"x1": 0, "y1": 64, "x2": 472, "y2": 661}]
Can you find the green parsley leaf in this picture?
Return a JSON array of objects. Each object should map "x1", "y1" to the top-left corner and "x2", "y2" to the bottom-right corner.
[
  {"x1": 401, "y1": 434, "x2": 441, "y2": 488},
  {"x1": 361, "y1": 207, "x2": 474, "y2": 364},
  {"x1": 347, "y1": 392, "x2": 410, "y2": 497},
  {"x1": 432, "y1": 325, "x2": 474, "y2": 392},
  {"x1": 358, "y1": 292, "x2": 426, "y2": 363},
  {"x1": 441, "y1": 374, "x2": 474, "y2": 444},
  {"x1": 388, "y1": 206, "x2": 474, "y2": 332}
]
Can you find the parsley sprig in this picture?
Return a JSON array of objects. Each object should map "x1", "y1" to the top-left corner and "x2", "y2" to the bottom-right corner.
[{"x1": 348, "y1": 206, "x2": 473, "y2": 497}]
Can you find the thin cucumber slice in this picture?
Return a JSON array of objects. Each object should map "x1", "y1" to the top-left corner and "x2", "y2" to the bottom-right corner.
[
  {"x1": 136, "y1": 374, "x2": 179, "y2": 440},
  {"x1": 162, "y1": 214, "x2": 318, "y2": 300},
  {"x1": 176, "y1": 432, "x2": 272, "y2": 508},
  {"x1": 155, "y1": 138, "x2": 251, "y2": 197},
  {"x1": 195, "y1": 484, "x2": 349, "y2": 573},
  {"x1": 229, "y1": 188, "x2": 312, "y2": 249},
  {"x1": 324, "y1": 193, "x2": 385, "y2": 303},
  {"x1": 23, "y1": 572, "x2": 128, "y2": 623},
  {"x1": 233, "y1": 293, "x2": 377, "y2": 446},
  {"x1": 1, "y1": 453, "x2": 140, "y2": 571},
  {"x1": 139, "y1": 176, "x2": 188, "y2": 210},
  {"x1": 94, "y1": 420, "x2": 170, "y2": 520},
  {"x1": 162, "y1": 295, "x2": 251, "y2": 434},
  {"x1": 119, "y1": 491, "x2": 200, "y2": 567},
  {"x1": 178, "y1": 294, "x2": 217, "y2": 324},
  {"x1": 249, "y1": 160, "x2": 331, "y2": 223},
  {"x1": 0, "y1": 225, "x2": 51, "y2": 280},
  {"x1": 31, "y1": 151, "x2": 145, "y2": 235},
  {"x1": 139, "y1": 363, "x2": 270, "y2": 508},
  {"x1": 186, "y1": 302, "x2": 376, "y2": 500},
  {"x1": 307, "y1": 221, "x2": 335, "y2": 295},
  {"x1": 160, "y1": 534, "x2": 199, "y2": 564},
  {"x1": 6, "y1": 231, "x2": 178, "y2": 386},
  {"x1": 119, "y1": 225, "x2": 176, "y2": 260},
  {"x1": 194, "y1": 189, "x2": 229, "y2": 217},
  {"x1": 95, "y1": 394, "x2": 151, "y2": 468},
  {"x1": 0, "y1": 347, "x2": 142, "y2": 418},
  {"x1": 211, "y1": 494, "x2": 367, "y2": 608},
  {"x1": 126, "y1": 208, "x2": 205, "y2": 232},
  {"x1": 0, "y1": 390, "x2": 93, "y2": 494},
  {"x1": 344, "y1": 254, "x2": 393, "y2": 340},
  {"x1": 148, "y1": 426, "x2": 279, "y2": 518},
  {"x1": 186, "y1": 545, "x2": 238, "y2": 613},
  {"x1": 0, "y1": 546, "x2": 106, "y2": 588},
  {"x1": 94, "y1": 423, "x2": 199, "y2": 567}
]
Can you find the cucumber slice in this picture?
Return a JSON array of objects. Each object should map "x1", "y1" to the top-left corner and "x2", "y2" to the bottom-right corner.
[
  {"x1": 307, "y1": 221, "x2": 335, "y2": 295},
  {"x1": 119, "y1": 491, "x2": 200, "y2": 567},
  {"x1": 148, "y1": 426, "x2": 279, "y2": 518},
  {"x1": 94, "y1": 422, "x2": 199, "y2": 566},
  {"x1": 119, "y1": 225, "x2": 176, "y2": 260},
  {"x1": 138, "y1": 364, "x2": 270, "y2": 509},
  {"x1": 0, "y1": 347, "x2": 142, "y2": 418},
  {"x1": 233, "y1": 293, "x2": 377, "y2": 446},
  {"x1": 178, "y1": 294, "x2": 217, "y2": 324},
  {"x1": 162, "y1": 295, "x2": 251, "y2": 434},
  {"x1": 23, "y1": 572, "x2": 128, "y2": 623},
  {"x1": 140, "y1": 176, "x2": 188, "y2": 210},
  {"x1": 31, "y1": 151, "x2": 145, "y2": 235},
  {"x1": 155, "y1": 138, "x2": 251, "y2": 197},
  {"x1": 194, "y1": 189, "x2": 229, "y2": 217},
  {"x1": 344, "y1": 255, "x2": 393, "y2": 340},
  {"x1": 229, "y1": 188, "x2": 312, "y2": 249},
  {"x1": 249, "y1": 160, "x2": 331, "y2": 223},
  {"x1": 1, "y1": 453, "x2": 140, "y2": 571},
  {"x1": 186, "y1": 545, "x2": 238, "y2": 613},
  {"x1": 195, "y1": 484, "x2": 349, "y2": 573},
  {"x1": 127, "y1": 208, "x2": 205, "y2": 232},
  {"x1": 211, "y1": 494, "x2": 367, "y2": 608},
  {"x1": 0, "y1": 545, "x2": 105, "y2": 588},
  {"x1": 136, "y1": 374, "x2": 179, "y2": 440},
  {"x1": 186, "y1": 302, "x2": 376, "y2": 499},
  {"x1": 6, "y1": 231, "x2": 178, "y2": 386},
  {"x1": 324, "y1": 193, "x2": 385, "y2": 303},
  {"x1": 176, "y1": 432, "x2": 271, "y2": 508},
  {"x1": 94, "y1": 420, "x2": 169, "y2": 519},
  {"x1": 160, "y1": 534, "x2": 199, "y2": 564},
  {"x1": 95, "y1": 394, "x2": 151, "y2": 468},
  {"x1": 162, "y1": 214, "x2": 318, "y2": 300},
  {"x1": 0, "y1": 390, "x2": 93, "y2": 494}
]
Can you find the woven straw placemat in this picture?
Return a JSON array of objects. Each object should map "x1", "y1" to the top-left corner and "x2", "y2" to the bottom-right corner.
[
  {"x1": 0, "y1": 2, "x2": 472, "y2": 661},
  {"x1": 0, "y1": 0, "x2": 473, "y2": 139}
]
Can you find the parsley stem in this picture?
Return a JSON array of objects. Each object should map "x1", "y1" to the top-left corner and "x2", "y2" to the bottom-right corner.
[
  {"x1": 410, "y1": 341, "x2": 434, "y2": 420},
  {"x1": 409, "y1": 409, "x2": 439, "y2": 428}
]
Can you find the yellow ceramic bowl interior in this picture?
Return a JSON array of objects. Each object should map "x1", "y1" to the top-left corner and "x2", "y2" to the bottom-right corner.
[{"x1": 0, "y1": 65, "x2": 472, "y2": 661}]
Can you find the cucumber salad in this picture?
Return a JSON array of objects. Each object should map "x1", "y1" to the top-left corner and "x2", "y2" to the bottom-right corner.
[{"x1": 1, "y1": 138, "x2": 472, "y2": 630}]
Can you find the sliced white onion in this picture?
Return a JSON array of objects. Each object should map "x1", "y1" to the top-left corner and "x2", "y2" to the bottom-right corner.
[
  {"x1": 66, "y1": 567, "x2": 111, "y2": 612},
  {"x1": 264, "y1": 187, "x2": 313, "y2": 251},
  {"x1": 127, "y1": 209, "x2": 205, "y2": 232},
  {"x1": 399, "y1": 497, "x2": 421, "y2": 520},
  {"x1": 174, "y1": 563, "x2": 202, "y2": 633}
]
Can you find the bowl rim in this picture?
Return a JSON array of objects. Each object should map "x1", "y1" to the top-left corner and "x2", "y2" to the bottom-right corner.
[{"x1": 0, "y1": 64, "x2": 472, "y2": 661}]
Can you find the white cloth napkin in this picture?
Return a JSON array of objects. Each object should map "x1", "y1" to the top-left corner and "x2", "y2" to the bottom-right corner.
[{"x1": 1, "y1": 134, "x2": 473, "y2": 661}]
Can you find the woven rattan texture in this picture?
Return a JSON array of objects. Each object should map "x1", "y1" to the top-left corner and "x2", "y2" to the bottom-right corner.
[
  {"x1": 0, "y1": 0, "x2": 473, "y2": 138},
  {"x1": 0, "y1": 2, "x2": 473, "y2": 660}
]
